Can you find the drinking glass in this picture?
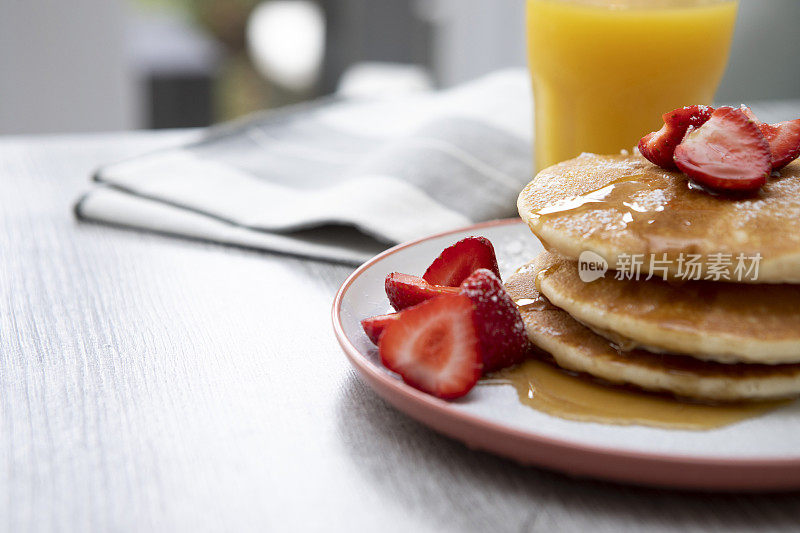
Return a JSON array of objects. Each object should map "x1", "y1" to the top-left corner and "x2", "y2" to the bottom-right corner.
[{"x1": 527, "y1": 0, "x2": 739, "y2": 171}]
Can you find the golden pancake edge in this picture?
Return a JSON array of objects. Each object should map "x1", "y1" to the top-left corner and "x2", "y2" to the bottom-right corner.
[
  {"x1": 518, "y1": 154, "x2": 800, "y2": 283},
  {"x1": 505, "y1": 260, "x2": 800, "y2": 402}
]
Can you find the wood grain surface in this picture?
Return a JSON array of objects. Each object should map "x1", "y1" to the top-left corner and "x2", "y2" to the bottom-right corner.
[{"x1": 1, "y1": 131, "x2": 799, "y2": 533}]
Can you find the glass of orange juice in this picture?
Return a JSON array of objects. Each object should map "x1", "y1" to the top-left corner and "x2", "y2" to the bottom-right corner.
[{"x1": 527, "y1": 0, "x2": 739, "y2": 171}]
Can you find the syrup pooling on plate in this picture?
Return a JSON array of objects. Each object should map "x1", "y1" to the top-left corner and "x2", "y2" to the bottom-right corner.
[{"x1": 486, "y1": 359, "x2": 789, "y2": 430}]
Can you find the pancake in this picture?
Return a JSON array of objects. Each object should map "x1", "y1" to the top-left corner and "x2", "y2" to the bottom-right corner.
[
  {"x1": 505, "y1": 258, "x2": 800, "y2": 402},
  {"x1": 533, "y1": 251, "x2": 800, "y2": 364},
  {"x1": 517, "y1": 153, "x2": 800, "y2": 283}
]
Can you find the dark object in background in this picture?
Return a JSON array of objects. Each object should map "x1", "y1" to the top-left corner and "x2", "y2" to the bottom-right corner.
[
  {"x1": 319, "y1": 0, "x2": 433, "y2": 94},
  {"x1": 131, "y1": 12, "x2": 221, "y2": 129},
  {"x1": 148, "y1": 74, "x2": 214, "y2": 129}
]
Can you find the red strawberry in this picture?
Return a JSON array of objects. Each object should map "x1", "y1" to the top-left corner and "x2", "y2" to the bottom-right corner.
[
  {"x1": 361, "y1": 313, "x2": 400, "y2": 345},
  {"x1": 638, "y1": 105, "x2": 713, "y2": 169},
  {"x1": 459, "y1": 269, "x2": 528, "y2": 373},
  {"x1": 638, "y1": 128, "x2": 681, "y2": 169},
  {"x1": 664, "y1": 105, "x2": 714, "y2": 130},
  {"x1": 736, "y1": 106, "x2": 800, "y2": 170},
  {"x1": 739, "y1": 104, "x2": 758, "y2": 122},
  {"x1": 423, "y1": 236, "x2": 500, "y2": 287},
  {"x1": 758, "y1": 120, "x2": 800, "y2": 170},
  {"x1": 379, "y1": 294, "x2": 482, "y2": 399},
  {"x1": 673, "y1": 106, "x2": 771, "y2": 191},
  {"x1": 638, "y1": 128, "x2": 683, "y2": 169},
  {"x1": 385, "y1": 273, "x2": 459, "y2": 311}
]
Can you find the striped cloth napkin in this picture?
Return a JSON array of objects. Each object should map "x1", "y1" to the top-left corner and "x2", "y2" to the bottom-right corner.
[{"x1": 74, "y1": 70, "x2": 533, "y2": 265}]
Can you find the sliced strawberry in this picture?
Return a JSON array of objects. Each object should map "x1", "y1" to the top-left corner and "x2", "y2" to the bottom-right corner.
[
  {"x1": 638, "y1": 105, "x2": 713, "y2": 169},
  {"x1": 361, "y1": 313, "x2": 401, "y2": 345},
  {"x1": 739, "y1": 104, "x2": 758, "y2": 122},
  {"x1": 379, "y1": 294, "x2": 482, "y2": 399},
  {"x1": 459, "y1": 269, "x2": 528, "y2": 373},
  {"x1": 663, "y1": 105, "x2": 714, "y2": 130},
  {"x1": 422, "y1": 236, "x2": 500, "y2": 287},
  {"x1": 758, "y1": 120, "x2": 800, "y2": 170},
  {"x1": 638, "y1": 128, "x2": 683, "y2": 169},
  {"x1": 385, "y1": 272, "x2": 458, "y2": 311},
  {"x1": 673, "y1": 106, "x2": 771, "y2": 191},
  {"x1": 736, "y1": 106, "x2": 800, "y2": 170}
]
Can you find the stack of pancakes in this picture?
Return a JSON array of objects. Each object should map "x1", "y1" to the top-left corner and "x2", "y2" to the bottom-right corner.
[{"x1": 511, "y1": 153, "x2": 800, "y2": 402}]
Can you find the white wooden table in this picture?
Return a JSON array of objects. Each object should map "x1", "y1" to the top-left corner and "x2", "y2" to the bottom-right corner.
[{"x1": 1, "y1": 131, "x2": 799, "y2": 532}]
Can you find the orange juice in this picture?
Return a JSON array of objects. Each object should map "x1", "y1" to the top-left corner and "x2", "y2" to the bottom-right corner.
[{"x1": 528, "y1": 0, "x2": 738, "y2": 171}]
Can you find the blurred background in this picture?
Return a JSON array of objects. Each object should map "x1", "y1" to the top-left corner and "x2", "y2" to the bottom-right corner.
[{"x1": 1, "y1": 0, "x2": 798, "y2": 135}]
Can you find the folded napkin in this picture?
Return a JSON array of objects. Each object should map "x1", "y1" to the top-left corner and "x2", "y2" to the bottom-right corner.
[{"x1": 75, "y1": 70, "x2": 533, "y2": 265}]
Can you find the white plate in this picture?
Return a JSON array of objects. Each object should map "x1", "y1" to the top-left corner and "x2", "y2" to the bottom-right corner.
[{"x1": 332, "y1": 219, "x2": 800, "y2": 490}]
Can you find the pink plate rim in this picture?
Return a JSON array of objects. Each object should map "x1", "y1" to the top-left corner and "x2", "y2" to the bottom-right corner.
[{"x1": 331, "y1": 218, "x2": 800, "y2": 491}]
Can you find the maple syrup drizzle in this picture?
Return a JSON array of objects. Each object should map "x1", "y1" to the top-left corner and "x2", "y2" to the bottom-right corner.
[
  {"x1": 529, "y1": 175, "x2": 716, "y2": 256},
  {"x1": 485, "y1": 359, "x2": 789, "y2": 430}
]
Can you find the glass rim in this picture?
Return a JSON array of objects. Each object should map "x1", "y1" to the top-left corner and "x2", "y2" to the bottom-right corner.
[{"x1": 531, "y1": 0, "x2": 737, "y2": 6}]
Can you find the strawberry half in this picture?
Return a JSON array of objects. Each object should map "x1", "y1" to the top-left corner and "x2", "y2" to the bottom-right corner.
[
  {"x1": 379, "y1": 294, "x2": 482, "y2": 399},
  {"x1": 737, "y1": 106, "x2": 800, "y2": 170},
  {"x1": 664, "y1": 105, "x2": 714, "y2": 130},
  {"x1": 385, "y1": 272, "x2": 459, "y2": 311},
  {"x1": 739, "y1": 104, "x2": 759, "y2": 122},
  {"x1": 422, "y1": 236, "x2": 500, "y2": 287},
  {"x1": 673, "y1": 106, "x2": 771, "y2": 192},
  {"x1": 361, "y1": 313, "x2": 400, "y2": 345},
  {"x1": 638, "y1": 129, "x2": 680, "y2": 169},
  {"x1": 638, "y1": 105, "x2": 713, "y2": 169},
  {"x1": 758, "y1": 120, "x2": 800, "y2": 170},
  {"x1": 459, "y1": 269, "x2": 528, "y2": 373}
]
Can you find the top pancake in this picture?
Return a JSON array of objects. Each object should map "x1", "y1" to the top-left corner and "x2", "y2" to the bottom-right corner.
[{"x1": 518, "y1": 153, "x2": 800, "y2": 283}]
